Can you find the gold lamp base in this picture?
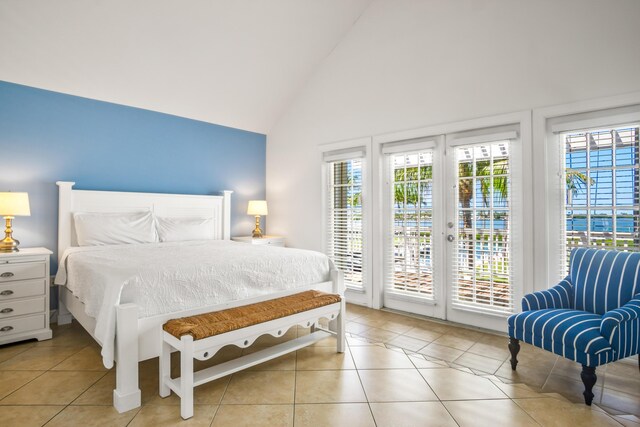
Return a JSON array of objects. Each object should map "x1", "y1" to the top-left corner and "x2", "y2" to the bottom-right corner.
[
  {"x1": 0, "y1": 217, "x2": 20, "y2": 253},
  {"x1": 252, "y1": 215, "x2": 263, "y2": 238}
]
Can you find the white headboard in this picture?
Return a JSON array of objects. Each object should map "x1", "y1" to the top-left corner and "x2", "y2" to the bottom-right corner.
[{"x1": 56, "y1": 181, "x2": 233, "y2": 261}]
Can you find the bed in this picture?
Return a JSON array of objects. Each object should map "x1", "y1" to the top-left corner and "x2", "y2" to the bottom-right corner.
[{"x1": 53, "y1": 182, "x2": 343, "y2": 413}]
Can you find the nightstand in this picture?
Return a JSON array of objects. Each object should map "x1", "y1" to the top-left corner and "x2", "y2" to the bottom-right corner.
[
  {"x1": 231, "y1": 235, "x2": 285, "y2": 247},
  {"x1": 0, "y1": 247, "x2": 53, "y2": 345}
]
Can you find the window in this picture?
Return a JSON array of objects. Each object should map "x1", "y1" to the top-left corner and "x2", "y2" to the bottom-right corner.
[
  {"x1": 561, "y1": 125, "x2": 640, "y2": 272},
  {"x1": 386, "y1": 149, "x2": 434, "y2": 298},
  {"x1": 326, "y1": 156, "x2": 366, "y2": 289},
  {"x1": 452, "y1": 141, "x2": 513, "y2": 312}
]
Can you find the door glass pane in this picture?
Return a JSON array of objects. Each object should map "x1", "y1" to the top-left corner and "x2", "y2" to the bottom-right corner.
[
  {"x1": 387, "y1": 150, "x2": 434, "y2": 298},
  {"x1": 453, "y1": 142, "x2": 512, "y2": 313},
  {"x1": 562, "y1": 126, "x2": 640, "y2": 272}
]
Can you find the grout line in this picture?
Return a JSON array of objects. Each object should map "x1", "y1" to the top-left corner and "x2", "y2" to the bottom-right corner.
[
  {"x1": 206, "y1": 402, "x2": 220, "y2": 427},
  {"x1": 539, "y1": 356, "x2": 559, "y2": 391}
]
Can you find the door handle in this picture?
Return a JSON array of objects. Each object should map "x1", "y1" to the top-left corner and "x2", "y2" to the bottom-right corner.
[
  {"x1": 0, "y1": 272, "x2": 14, "y2": 278},
  {"x1": 0, "y1": 326, "x2": 13, "y2": 332},
  {"x1": 0, "y1": 308, "x2": 13, "y2": 314},
  {"x1": 0, "y1": 290, "x2": 13, "y2": 296},
  {"x1": 447, "y1": 234, "x2": 455, "y2": 242}
]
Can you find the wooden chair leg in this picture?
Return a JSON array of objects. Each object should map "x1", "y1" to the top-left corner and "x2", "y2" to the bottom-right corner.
[
  {"x1": 508, "y1": 337, "x2": 520, "y2": 371},
  {"x1": 580, "y1": 365, "x2": 597, "y2": 406}
]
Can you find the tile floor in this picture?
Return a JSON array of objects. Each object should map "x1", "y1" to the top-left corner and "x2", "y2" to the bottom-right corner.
[{"x1": 0, "y1": 304, "x2": 638, "y2": 426}]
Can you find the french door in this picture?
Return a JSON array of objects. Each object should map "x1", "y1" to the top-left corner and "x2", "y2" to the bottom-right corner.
[
  {"x1": 382, "y1": 138, "x2": 446, "y2": 319},
  {"x1": 383, "y1": 132, "x2": 523, "y2": 331}
]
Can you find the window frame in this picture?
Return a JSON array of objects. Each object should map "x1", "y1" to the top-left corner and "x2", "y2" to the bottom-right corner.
[
  {"x1": 319, "y1": 137, "x2": 374, "y2": 307},
  {"x1": 533, "y1": 93, "x2": 640, "y2": 290}
]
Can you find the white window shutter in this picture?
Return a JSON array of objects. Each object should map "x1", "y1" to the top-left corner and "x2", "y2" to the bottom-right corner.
[{"x1": 325, "y1": 153, "x2": 367, "y2": 290}]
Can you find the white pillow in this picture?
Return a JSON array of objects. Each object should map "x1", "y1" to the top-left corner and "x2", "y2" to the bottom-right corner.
[
  {"x1": 73, "y1": 211, "x2": 157, "y2": 246},
  {"x1": 155, "y1": 216, "x2": 216, "y2": 242}
]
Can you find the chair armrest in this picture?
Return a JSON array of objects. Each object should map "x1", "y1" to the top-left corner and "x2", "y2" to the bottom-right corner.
[
  {"x1": 521, "y1": 276, "x2": 574, "y2": 311},
  {"x1": 600, "y1": 294, "x2": 640, "y2": 344}
]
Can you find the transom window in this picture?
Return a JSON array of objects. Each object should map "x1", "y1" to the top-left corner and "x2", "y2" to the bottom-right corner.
[{"x1": 562, "y1": 125, "x2": 640, "y2": 271}]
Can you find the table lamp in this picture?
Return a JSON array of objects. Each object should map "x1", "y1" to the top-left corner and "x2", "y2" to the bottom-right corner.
[
  {"x1": 247, "y1": 200, "x2": 268, "y2": 238},
  {"x1": 0, "y1": 192, "x2": 31, "y2": 252}
]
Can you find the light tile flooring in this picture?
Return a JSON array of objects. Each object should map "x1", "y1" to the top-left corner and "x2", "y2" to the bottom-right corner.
[{"x1": 0, "y1": 304, "x2": 638, "y2": 426}]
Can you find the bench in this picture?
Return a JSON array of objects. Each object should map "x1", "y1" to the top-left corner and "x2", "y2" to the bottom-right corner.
[{"x1": 159, "y1": 290, "x2": 345, "y2": 419}]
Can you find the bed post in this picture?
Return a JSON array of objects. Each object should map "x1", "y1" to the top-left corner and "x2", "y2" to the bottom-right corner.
[
  {"x1": 56, "y1": 181, "x2": 75, "y2": 325},
  {"x1": 222, "y1": 190, "x2": 233, "y2": 240},
  {"x1": 56, "y1": 181, "x2": 75, "y2": 258},
  {"x1": 114, "y1": 303, "x2": 141, "y2": 413}
]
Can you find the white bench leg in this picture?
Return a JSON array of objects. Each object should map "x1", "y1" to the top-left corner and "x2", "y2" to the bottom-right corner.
[
  {"x1": 159, "y1": 340, "x2": 171, "y2": 398},
  {"x1": 180, "y1": 335, "x2": 194, "y2": 420},
  {"x1": 114, "y1": 304, "x2": 141, "y2": 413},
  {"x1": 337, "y1": 298, "x2": 346, "y2": 353}
]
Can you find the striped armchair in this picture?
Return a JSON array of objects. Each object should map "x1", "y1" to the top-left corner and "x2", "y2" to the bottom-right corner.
[{"x1": 507, "y1": 248, "x2": 640, "y2": 405}]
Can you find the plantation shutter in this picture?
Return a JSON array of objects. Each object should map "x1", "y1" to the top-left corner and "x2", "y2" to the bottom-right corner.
[
  {"x1": 449, "y1": 129, "x2": 519, "y2": 315},
  {"x1": 554, "y1": 122, "x2": 640, "y2": 280},
  {"x1": 324, "y1": 147, "x2": 367, "y2": 290},
  {"x1": 382, "y1": 138, "x2": 438, "y2": 300}
]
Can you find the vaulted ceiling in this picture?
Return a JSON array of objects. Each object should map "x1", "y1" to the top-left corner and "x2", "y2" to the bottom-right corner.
[{"x1": 0, "y1": 0, "x2": 371, "y2": 133}]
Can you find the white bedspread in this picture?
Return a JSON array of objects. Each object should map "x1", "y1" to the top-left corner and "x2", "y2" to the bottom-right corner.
[{"x1": 54, "y1": 240, "x2": 333, "y2": 368}]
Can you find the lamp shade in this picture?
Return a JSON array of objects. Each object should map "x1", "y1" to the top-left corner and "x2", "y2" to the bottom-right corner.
[
  {"x1": 0, "y1": 192, "x2": 30, "y2": 216},
  {"x1": 247, "y1": 200, "x2": 268, "y2": 216}
]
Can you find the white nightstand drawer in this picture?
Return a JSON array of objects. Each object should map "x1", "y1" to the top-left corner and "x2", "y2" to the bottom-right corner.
[
  {"x1": 0, "y1": 279, "x2": 46, "y2": 300},
  {"x1": 0, "y1": 297, "x2": 46, "y2": 319},
  {"x1": 0, "y1": 262, "x2": 46, "y2": 282},
  {"x1": 232, "y1": 236, "x2": 285, "y2": 247},
  {"x1": 0, "y1": 313, "x2": 45, "y2": 337}
]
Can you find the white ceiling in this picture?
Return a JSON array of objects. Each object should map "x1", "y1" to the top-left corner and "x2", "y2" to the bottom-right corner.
[{"x1": 0, "y1": 0, "x2": 371, "y2": 134}]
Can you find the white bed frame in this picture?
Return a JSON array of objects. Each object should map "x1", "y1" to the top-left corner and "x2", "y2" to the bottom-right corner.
[{"x1": 55, "y1": 181, "x2": 343, "y2": 413}]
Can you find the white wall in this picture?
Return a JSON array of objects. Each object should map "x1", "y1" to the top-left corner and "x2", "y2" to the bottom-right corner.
[
  {"x1": 266, "y1": 0, "x2": 640, "y2": 260},
  {"x1": 0, "y1": 0, "x2": 371, "y2": 134}
]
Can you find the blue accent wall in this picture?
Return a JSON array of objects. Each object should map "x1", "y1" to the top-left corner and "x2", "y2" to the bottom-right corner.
[{"x1": 0, "y1": 80, "x2": 266, "y2": 272}]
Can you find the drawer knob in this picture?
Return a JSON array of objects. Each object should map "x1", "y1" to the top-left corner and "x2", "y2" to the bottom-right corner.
[
  {"x1": 0, "y1": 272, "x2": 14, "y2": 278},
  {"x1": 0, "y1": 326, "x2": 13, "y2": 332},
  {"x1": 0, "y1": 308, "x2": 13, "y2": 314},
  {"x1": 0, "y1": 290, "x2": 13, "y2": 296}
]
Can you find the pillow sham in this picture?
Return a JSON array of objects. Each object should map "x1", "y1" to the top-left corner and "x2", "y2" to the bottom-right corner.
[
  {"x1": 73, "y1": 210, "x2": 157, "y2": 246},
  {"x1": 155, "y1": 216, "x2": 216, "y2": 242}
]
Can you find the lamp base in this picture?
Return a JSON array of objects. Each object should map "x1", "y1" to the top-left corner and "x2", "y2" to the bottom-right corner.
[
  {"x1": 252, "y1": 215, "x2": 263, "y2": 238},
  {"x1": 1, "y1": 217, "x2": 20, "y2": 252},
  {"x1": 0, "y1": 237, "x2": 19, "y2": 253}
]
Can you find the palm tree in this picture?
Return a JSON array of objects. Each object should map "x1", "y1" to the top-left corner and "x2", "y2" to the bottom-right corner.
[
  {"x1": 456, "y1": 158, "x2": 510, "y2": 291},
  {"x1": 565, "y1": 169, "x2": 590, "y2": 205},
  {"x1": 458, "y1": 159, "x2": 509, "y2": 230}
]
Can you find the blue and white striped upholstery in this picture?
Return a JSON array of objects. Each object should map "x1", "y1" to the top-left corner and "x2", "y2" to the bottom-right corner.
[
  {"x1": 521, "y1": 277, "x2": 573, "y2": 311},
  {"x1": 508, "y1": 248, "x2": 640, "y2": 367},
  {"x1": 570, "y1": 248, "x2": 640, "y2": 315},
  {"x1": 508, "y1": 309, "x2": 613, "y2": 366}
]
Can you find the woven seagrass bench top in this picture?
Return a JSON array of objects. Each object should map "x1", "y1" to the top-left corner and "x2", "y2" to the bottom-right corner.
[{"x1": 163, "y1": 290, "x2": 341, "y2": 340}]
